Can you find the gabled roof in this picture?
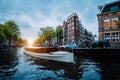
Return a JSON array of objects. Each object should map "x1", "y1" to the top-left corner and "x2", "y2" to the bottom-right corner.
[{"x1": 99, "y1": 0, "x2": 120, "y2": 14}]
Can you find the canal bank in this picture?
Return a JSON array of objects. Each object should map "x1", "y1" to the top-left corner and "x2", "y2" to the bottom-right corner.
[{"x1": 73, "y1": 48, "x2": 120, "y2": 57}]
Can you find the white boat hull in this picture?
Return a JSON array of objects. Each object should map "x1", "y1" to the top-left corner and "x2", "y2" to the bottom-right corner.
[{"x1": 24, "y1": 50, "x2": 74, "y2": 63}]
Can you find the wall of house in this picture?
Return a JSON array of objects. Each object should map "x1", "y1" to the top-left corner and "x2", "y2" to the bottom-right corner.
[{"x1": 98, "y1": 11, "x2": 120, "y2": 46}]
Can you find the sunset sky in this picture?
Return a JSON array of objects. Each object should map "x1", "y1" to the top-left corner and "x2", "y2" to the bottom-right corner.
[{"x1": 0, "y1": 0, "x2": 115, "y2": 41}]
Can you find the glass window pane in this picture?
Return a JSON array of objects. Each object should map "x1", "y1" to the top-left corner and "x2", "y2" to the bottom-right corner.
[
  {"x1": 111, "y1": 17, "x2": 118, "y2": 27},
  {"x1": 104, "y1": 19, "x2": 110, "y2": 28}
]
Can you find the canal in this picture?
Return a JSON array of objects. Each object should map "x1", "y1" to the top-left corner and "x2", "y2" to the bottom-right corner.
[{"x1": 0, "y1": 48, "x2": 120, "y2": 80}]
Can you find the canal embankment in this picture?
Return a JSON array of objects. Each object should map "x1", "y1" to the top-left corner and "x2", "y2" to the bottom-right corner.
[{"x1": 73, "y1": 48, "x2": 120, "y2": 57}]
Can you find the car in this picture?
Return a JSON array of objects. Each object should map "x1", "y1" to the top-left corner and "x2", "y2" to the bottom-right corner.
[
  {"x1": 60, "y1": 44, "x2": 77, "y2": 49},
  {"x1": 89, "y1": 40, "x2": 110, "y2": 48},
  {"x1": 59, "y1": 44, "x2": 77, "y2": 52}
]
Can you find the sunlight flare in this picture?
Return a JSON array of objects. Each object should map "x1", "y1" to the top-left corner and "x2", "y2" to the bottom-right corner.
[{"x1": 28, "y1": 40, "x2": 33, "y2": 46}]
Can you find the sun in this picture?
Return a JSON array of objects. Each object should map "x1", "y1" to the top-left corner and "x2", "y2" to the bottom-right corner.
[{"x1": 28, "y1": 40, "x2": 33, "y2": 46}]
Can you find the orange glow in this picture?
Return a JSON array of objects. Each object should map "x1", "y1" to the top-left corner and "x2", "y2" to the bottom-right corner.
[{"x1": 28, "y1": 40, "x2": 33, "y2": 46}]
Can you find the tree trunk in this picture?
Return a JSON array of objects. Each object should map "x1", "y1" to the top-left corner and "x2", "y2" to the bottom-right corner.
[{"x1": 9, "y1": 38, "x2": 12, "y2": 46}]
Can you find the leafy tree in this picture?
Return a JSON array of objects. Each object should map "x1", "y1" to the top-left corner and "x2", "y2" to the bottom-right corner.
[
  {"x1": 0, "y1": 32, "x2": 6, "y2": 44},
  {"x1": 0, "y1": 24, "x2": 6, "y2": 43},
  {"x1": 17, "y1": 37, "x2": 23, "y2": 44},
  {"x1": 56, "y1": 26, "x2": 63, "y2": 45},
  {"x1": 2, "y1": 25, "x2": 12, "y2": 43},
  {"x1": 3, "y1": 21, "x2": 20, "y2": 45},
  {"x1": 38, "y1": 26, "x2": 55, "y2": 46},
  {"x1": 88, "y1": 31, "x2": 93, "y2": 37},
  {"x1": 17, "y1": 38, "x2": 28, "y2": 46},
  {"x1": 32, "y1": 38, "x2": 41, "y2": 46},
  {"x1": 22, "y1": 39, "x2": 28, "y2": 46},
  {"x1": 85, "y1": 29, "x2": 88, "y2": 34}
]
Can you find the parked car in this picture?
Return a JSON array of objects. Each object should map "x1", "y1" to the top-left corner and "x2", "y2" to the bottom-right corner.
[
  {"x1": 78, "y1": 42, "x2": 86, "y2": 48},
  {"x1": 60, "y1": 44, "x2": 77, "y2": 49},
  {"x1": 89, "y1": 40, "x2": 110, "y2": 48}
]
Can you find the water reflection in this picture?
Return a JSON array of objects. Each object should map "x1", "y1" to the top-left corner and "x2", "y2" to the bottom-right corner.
[
  {"x1": 75, "y1": 55, "x2": 101, "y2": 80},
  {"x1": 0, "y1": 48, "x2": 18, "y2": 79},
  {"x1": 24, "y1": 53, "x2": 77, "y2": 80},
  {"x1": 0, "y1": 48, "x2": 120, "y2": 80},
  {"x1": 75, "y1": 54, "x2": 120, "y2": 80},
  {"x1": 91, "y1": 55, "x2": 120, "y2": 80}
]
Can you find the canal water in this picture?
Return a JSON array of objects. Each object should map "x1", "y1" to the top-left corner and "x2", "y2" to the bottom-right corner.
[{"x1": 0, "y1": 48, "x2": 120, "y2": 80}]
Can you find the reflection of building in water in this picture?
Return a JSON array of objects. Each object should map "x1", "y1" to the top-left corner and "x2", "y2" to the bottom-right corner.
[{"x1": 97, "y1": 0, "x2": 120, "y2": 47}]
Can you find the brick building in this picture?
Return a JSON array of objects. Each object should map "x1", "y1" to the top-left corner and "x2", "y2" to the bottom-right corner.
[
  {"x1": 97, "y1": 0, "x2": 120, "y2": 46},
  {"x1": 63, "y1": 13, "x2": 83, "y2": 45},
  {"x1": 63, "y1": 13, "x2": 93, "y2": 46}
]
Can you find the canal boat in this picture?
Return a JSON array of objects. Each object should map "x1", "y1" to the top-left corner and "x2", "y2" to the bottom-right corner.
[{"x1": 24, "y1": 46, "x2": 74, "y2": 63}]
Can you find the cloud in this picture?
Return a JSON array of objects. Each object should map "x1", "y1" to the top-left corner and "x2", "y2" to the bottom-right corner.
[{"x1": 0, "y1": 0, "x2": 116, "y2": 40}]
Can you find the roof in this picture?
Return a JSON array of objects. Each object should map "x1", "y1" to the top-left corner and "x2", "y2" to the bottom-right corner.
[
  {"x1": 98, "y1": 0, "x2": 120, "y2": 14},
  {"x1": 67, "y1": 13, "x2": 77, "y2": 20}
]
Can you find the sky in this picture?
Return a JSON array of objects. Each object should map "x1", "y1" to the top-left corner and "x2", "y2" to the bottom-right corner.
[{"x1": 0, "y1": 0, "x2": 116, "y2": 41}]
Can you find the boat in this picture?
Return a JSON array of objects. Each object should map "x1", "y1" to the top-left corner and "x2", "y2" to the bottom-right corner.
[{"x1": 24, "y1": 46, "x2": 74, "y2": 63}]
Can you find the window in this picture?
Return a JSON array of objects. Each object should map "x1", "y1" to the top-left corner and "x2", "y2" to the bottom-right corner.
[
  {"x1": 112, "y1": 39, "x2": 119, "y2": 42},
  {"x1": 104, "y1": 19, "x2": 110, "y2": 29},
  {"x1": 111, "y1": 6, "x2": 118, "y2": 11},
  {"x1": 68, "y1": 23, "x2": 70, "y2": 27},
  {"x1": 70, "y1": 19, "x2": 71, "y2": 22},
  {"x1": 72, "y1": 17, "x2": 74, "y2": 21},
  {"x1": 112, "y1": 33, "x2": 118, "y2": 37},
  {"x1": 67, "y1": 24, "x2": 69, "y2": 28},
  {"x1": 72, "y1": 26, "x2": 74, "y2": 30},
  {"x1": 112, "y1": 33, "x2": 119, "y2": 42},
  {"x1": 72, "y1": 21, "x2": 74, "y2": 26},
  {"x1": 104, "y1": 33, "x2": 110, "y2": 41},
  {"x1": 69, "y1": 23, "x2": 71, "y2": 26},
  {"x1": 71, "y1": 36, "x2": 74, "y2": 40},
  {"x1": 104, "y1": 33, "x2": 110, "y2": 38},
  {"x1": 111, "y1": 17, "x2": 118, "y2": 28},
  {"x1": 113, "y1": 39, "x2": 115, "y2": 42},
  {"x1": 67, "y1": 20, "x2": 69, "y2": 23}
]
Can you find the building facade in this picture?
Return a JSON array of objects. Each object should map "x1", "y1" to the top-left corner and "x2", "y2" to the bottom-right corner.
[
  {"x1": 63, "y1": 13, "x2": 94, "y2": 46},
  {"x1": 97, "y1": 1, "x2": 120, "y2": 46},
  {"x1": 63, "y1": 13, "x2": 84, "y2": 45}
]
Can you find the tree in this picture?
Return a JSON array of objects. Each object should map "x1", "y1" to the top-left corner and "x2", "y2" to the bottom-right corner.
[
  {"x1": 0, "y1": 24, "x2": 6, "y2": 44},
  {"x1": 85, "y1": 29, "x2": 88, "y2": 34},
  {"x1": 32, "y1": 38, "x2": 41, "y2": 46},
  {"x1": 17, "y1": 37, "x2": 23, "y2": 44},
  {"x1": 0, "y1": 32, "x2": 6, "y2": 44},
  {"x1": 38, "y1": 26, "x2": 55, "y2": 46},
  {"x1": 22, "y1": 39, "x2": 28, "y2": 46},
  {"x1": 56, "y1": 27, "x2": 63, "y2": 45},
  {"x1": 88, "y1": 31, "x2": 93, "y2": 37},
  {"x1": 3, "y1": 21, "x2": 20, "y2": 45},
  {"x1": 17, "y1": 38, "x2": 28, "y2": 46},
  {"x1": 2, "y1": 25, "x2": 12, "y2": 44}
]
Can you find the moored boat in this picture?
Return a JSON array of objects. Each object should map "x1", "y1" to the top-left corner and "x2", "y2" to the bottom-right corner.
[{"x1": 24, "y1": 46, "x2": 74, "y2": 63}]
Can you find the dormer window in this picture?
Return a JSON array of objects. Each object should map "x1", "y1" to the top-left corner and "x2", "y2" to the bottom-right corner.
[{"x1": 111, "y1": 6, "x2": 118, "y2": 11}]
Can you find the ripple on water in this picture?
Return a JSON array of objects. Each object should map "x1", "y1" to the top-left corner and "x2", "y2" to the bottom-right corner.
[{"x1": 0, "y1": 48, "x2": 120, "y2": 80}]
